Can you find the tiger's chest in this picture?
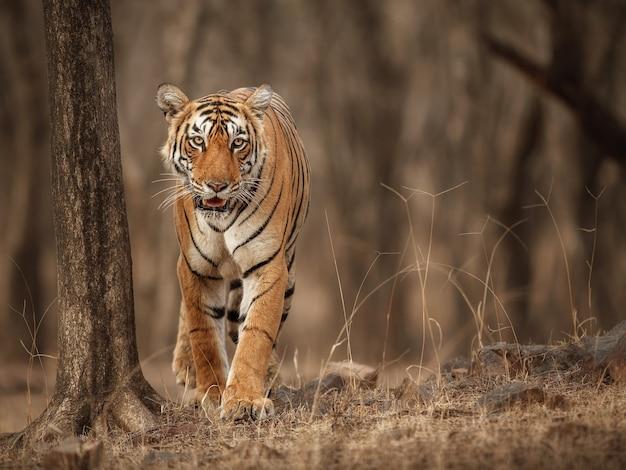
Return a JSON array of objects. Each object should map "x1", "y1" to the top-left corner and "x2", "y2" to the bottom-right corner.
[{"x1": 183, "y1": 209, "x2": 279, "y2": 280}]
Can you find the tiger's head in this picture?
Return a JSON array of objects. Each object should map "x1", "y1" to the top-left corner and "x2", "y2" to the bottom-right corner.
[{"x1": 156, "y1": 83, "x2": 273, "y2": 215}]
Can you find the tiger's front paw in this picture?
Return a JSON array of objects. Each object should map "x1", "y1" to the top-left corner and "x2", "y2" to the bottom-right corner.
[
  {"x1": 172, "y1": 349, "x2": 196, "y2": 388},
  {"x1": 173, "y1": 363, "x2": 196, "y2": 389},
  {"x1": 220, "y1": 397, "x2": 274, "y2": 421},
  {"x1": 220, "y1": 387, "x2": 274, "y2": 421},
  {"x1": 181, "y1": 384, "x2": 222, "y2": 412}
]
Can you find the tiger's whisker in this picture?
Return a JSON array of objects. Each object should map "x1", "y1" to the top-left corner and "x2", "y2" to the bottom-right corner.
[
  {"x1": 152, "y1": 185, "x2": 186, "y2": 198},
  {"x1": 152, "y1": 178, "x2": 183, "y2": 184}
]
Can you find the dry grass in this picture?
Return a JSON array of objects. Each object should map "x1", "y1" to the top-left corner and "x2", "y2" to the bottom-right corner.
[
  {"x1": 2, "y1": 182, "x2": 623, "y2": 469},
  {"x1": 1, "y1": 361, "x2": 624, "y2": 469}
]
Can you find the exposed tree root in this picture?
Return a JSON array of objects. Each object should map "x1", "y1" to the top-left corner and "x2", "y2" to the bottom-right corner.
[
  {"x1": 1, "y1": 383, "x2": 166, "y2": 456},
  {"x1": 108, "y1": 389, "x2": 158, "y2": 433}
]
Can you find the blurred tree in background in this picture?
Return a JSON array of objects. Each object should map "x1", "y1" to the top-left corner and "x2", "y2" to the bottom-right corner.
[{"x1": 1, "y1": 0, "x2": 625, "y2": 380}]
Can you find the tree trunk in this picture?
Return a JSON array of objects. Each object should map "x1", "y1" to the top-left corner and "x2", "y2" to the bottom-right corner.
[{"x1": 4, "y1": 0, "x2": 161, "y2": 449}]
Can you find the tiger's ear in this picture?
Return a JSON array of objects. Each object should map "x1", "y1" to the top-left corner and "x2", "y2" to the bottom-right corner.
[
  {"x1": 245, "y1": 84, "x2": 273, "y2": 119},
  {"x1": 156, "y1": 83, "x2": 189, "y2": 121}
]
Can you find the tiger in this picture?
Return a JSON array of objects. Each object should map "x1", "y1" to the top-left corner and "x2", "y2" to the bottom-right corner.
[{"x1": 156, "y1": 83, "x2": 310, "y2": 420}]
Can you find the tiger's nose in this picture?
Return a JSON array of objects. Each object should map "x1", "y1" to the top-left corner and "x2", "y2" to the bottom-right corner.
[{"x1": 207, "y1": 181, "x2": 228, "y2": 192}]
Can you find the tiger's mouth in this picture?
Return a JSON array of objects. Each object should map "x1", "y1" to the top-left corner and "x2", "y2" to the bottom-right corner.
[{"x1": 194, "y1": 195, "x2": 229, "y2": 212}]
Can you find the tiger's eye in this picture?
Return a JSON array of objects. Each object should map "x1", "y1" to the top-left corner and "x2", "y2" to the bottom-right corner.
[
  {"x1": 232, "y1": 137, "x2": 245, "y2": 148},
  {"x1": 191, "y1": 136, "x2": 204, "y2": 146}
]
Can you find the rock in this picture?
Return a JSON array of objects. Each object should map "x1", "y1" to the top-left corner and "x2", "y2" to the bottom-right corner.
[
  {"x1": 476, "y1": 381, "x2": 545, "y2": 412},
  {"x1": 474, "y1": 342, "x2": 583, "y2": 376},
  {"x1": 473, "y1": 346, "x2": 510, "y2": 376},
  {"x1": 472, "y1": 321, "x2": 626, "y2": 378},
  {"x1": 272, "y1": 361, "x2": 378, "y2": 413},
  {"x1": 324, "y1": 361, "x2": 378, "y2": 389},
  {"x1": 441, "y1": 356, "x2": 472, "y2": 374},
  {"x1": 580, "y1": 321, "x2": 626, "y2": 367},
  {"x1": 441, "y1": 357, "x2": 471, "y2": 379},
  {"x1": 581, "y1": 321, "x2": 626, "y2": 384},
  {"x1": 271, "y1": 374, "x2": 344, "y2": 411},
  {"x1": 43, "y1": 437, "x2": 103, "y2": 470},
  {"x1": 606, "y1": 333, "x2": 626, "y2": 384}
]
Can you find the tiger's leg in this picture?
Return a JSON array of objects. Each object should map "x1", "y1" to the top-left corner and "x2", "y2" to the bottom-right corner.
[
  {"x1": 220, "y1": 256, "x2": 287, "y2": 420},
  {"x1": 228, "y1": 277, "x2": 281, "y2": 387},
  {"x1": 279, "y1": 249, "x2": 297, "y2": 333},
  {"x1": 266, "y1": 250, "x2": 297, "y2": 386},
  {"x1": 172, "y1": 303, "x2": 195, "y2": 388},
  {"x1": 178, "y1": 256, "x2": 228, "y2": 408},
  {"x1": 226, "y1": 279, "x2": 243, "y2": 344}
]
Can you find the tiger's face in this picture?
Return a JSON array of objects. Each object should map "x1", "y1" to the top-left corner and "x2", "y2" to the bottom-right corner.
[{"x1": 157, "y1": 84, "x2": 272, "y2": 215}]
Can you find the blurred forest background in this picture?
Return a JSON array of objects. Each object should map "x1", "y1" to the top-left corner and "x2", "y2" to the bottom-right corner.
[{"x1": 1, "y1": 0, "x2": 625, "y2": 383}]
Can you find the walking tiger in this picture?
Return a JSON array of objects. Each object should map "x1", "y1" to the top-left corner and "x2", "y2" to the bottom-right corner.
[{"x1": 156, "y1": 83, "x2": 310, "y2": 420}]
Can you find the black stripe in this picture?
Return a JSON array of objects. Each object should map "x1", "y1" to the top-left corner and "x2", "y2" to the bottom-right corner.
[
  {"x1": 217, "y1": 103, "x2": 239, "y2": 113},
  {"x1": 242, "y1": 213, "x2": 289, "y2": 279},
  {"x1": 184, "y1": 209, "x2": 219, "y2": 267},
  {"x1": 242, "y1": 246, "x2": 281, "y2": 279},
  {"x1": 217, "y1": 109, "x2": 237, "y2": 119},
  {"x1": 281, "y1": 312, "x2": 289, "y2": 322},
  {"x1": 287, "y1": 252, "x2": 296, "y2": 271},
  {"x1": 286, "y1": 233, "x2": 298, "y2": 254},
  {"x1": 285, "y1": 190, "x2": 304, "y2": 250},
  {"x1": 205, "y1": 204, "x2": 245, "y2": 233},
  {"x1": 171, "y1": 134, "x2": 178, "y2": 161},
  {"x1": 230, "y1": 279, "x2": 242, "y2": 290},
  {"x1": 204, "y1": 306, "x2": 225, "y2": 319},
  {"x1": 173, "y1": 159, "x2": 186, "y2": 176},
  {"x1": 283, "y1": 125, "x2": 306, "y2": 248},
  {"x1": 196, "y1": 102, "x2": 217, "y2": 112},
  {"x1": 219, "y1": 120, "x2": 231, "y2": 134},
  {"x1": 232, "y1": 181, "x2": 283, "y2": 255},
  {"x1": 242, "y1": 325, "x2": 274, "y2": 344},
  {"x1": 278, "y1": 118, "x2": 302, "y2": 239},
  {"x1": 237, "y1": 165, "x2": 277, "y2": 226},
  {"x1": 248, "y1": 277, "x2": 280, "y2": 309},
  {"x1": 179, "y1": 248, "x2": 222, "y2": 280},
  {"x1": 198, "y1": 109, "x2": 217, "y2": 120},
  {"x1": 284, "y1": 285, "x2": 295, "y2": 298},
  {"x1": 227, "y1": 309, "x2": 240, "y2": 322},
  {"x1": 197, "y1": 101, "x2": 239, "y2": 114},
  {"x1": 189, "y1": 327, "x2": 209, "y2": 335},
  {"x1": 199, "y1": 115, "x2": 213, "y2": 128}
]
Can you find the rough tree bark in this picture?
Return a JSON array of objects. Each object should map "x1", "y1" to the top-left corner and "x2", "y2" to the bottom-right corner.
[{"x1": 3, "y1": 0, "x2": 161, "y2": 449}]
